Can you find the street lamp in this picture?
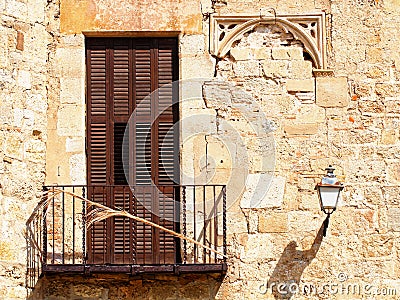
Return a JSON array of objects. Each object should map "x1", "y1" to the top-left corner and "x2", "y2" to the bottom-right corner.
[{"x1": 315, "y1": 165, "x2": 344, "y2": 236}]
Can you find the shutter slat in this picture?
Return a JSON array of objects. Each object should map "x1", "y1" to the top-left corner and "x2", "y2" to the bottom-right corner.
[
  {"x1": 135, "y1": 43, "x2": 152, "y2": 118},
  {"x1": 88, "y1": 42, "x2": 107, "y2": 117},
  {"x1": 113, "y1": 42, "x2": 130, "y2": 117},
  {"x1": 88, "y1": 124, "x2": 107, "y2": 184}
]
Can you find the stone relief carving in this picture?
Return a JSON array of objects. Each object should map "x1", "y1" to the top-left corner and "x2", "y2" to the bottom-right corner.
[{"x1": 210, "y1": 13, "x2": 328, "y2": 69}]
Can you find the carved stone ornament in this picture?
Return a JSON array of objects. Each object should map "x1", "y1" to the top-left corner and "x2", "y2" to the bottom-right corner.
[{"x1": 210, "y1": 12, "x2": 327, "y2": 69}]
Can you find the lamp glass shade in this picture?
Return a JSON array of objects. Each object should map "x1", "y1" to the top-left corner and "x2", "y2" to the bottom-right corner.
[{"x1": 318, "y1": 185, "x2": 342, "y2": 210}]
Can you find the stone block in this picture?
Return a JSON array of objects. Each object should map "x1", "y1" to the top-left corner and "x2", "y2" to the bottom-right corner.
[
  {"x1": 367, "y1": 66, "x2": 385, "y2": 79},
  {"x1": 57, "y1": 105, "x2": 84, "y2": 136},
  {"x1": 230, "y1": 48, "x2": 251, "y2": 61},
  {"x1": 387, "y1": 163, "x2": 400, "y2": 183},
  {"x1": 13, "y1": 108, "x2": 24, "y2": 128},
  {"x1": 288, "y1": 211, "x2": 321, "y2": 232},
  {"x1": 258, "y1": 212, "x2": 288, "y2": 233},
  {"x1": 249, "y1": 150, "x2": 276, "y2": 173},
  {"x1": 0, "y1": 241, "x2": 14, "y2": 260},
  {"x1": 56, "y1": 48, "x2": 85, "y2": 78},
  {"x1": 381, "y1": 129, "x2": 397, "y2": 145},
  {"x1": 316, "y1": 77, "x2": 349, "y2": 107},
  {"x1": 240, "y1": 175, "x2": 285, "y2": 208},
  {"x1": 66, "y1": 137, "x2": 84, "y2": 152},
  {"x1": 286, "y1": 79, "x2": 315, "y2": 92},
  {"x1": 299, "y1": 193, "x2": 320, "y2": 211},
  {"x1": 202, "y1": 81, "x2": 232, "y2": 110},
  {"x1": 60, "y1": 34, "x2": 85, "y2": 48},
  {"x1": 252, "y1": 48, "x2": 271, "y2": 60},
  {"x1": 231, "y1": 47, "x2": 271, "y2": 61},
  {"x1": 60, "y1": 78, "x2": 84, "y2": 104},
  {"x1": 217, "y1": 59, "x2": 233, "y2": 73},
  {"x1": 284, "y1": 123, "x2": 319, "y2": 135},
  {"x1": 180, "y1": 109, "x2": 217, "y2": 140},
  {"x1": 27, "y1": 0, "x2": 46, "y2": 23},
  {"x1": 69, "y1": 153, "x2": 86, "y2": 184},
  {"x1": 283, "y1": 183, "x2": 298, "y2": 209},
  {"x1": 233, "y1": 60, "x2": 261, "y2": 77},
  {"x1": 180, "y1": 54, "x2": 214, "y2": 79},
  {"x1": 242, "y1": 234, "x2": 275, "y2": 262},
  {"x1": 388, "y1": 208, "x2": 400, "y2": 231},
  {"x1": 296, "y1": 105, "x2": 325, "y2": 123},
  {"x1": 272, "y1": 47, "x2": 303, "y2": 60},
  {"x1": 24, "y1": 25, "x2": 50, "y2": 65},
  {"x1": 5, "y1": 135, "x2": 23, "y2": 160},
  {"x1": 262, "y1": 94, "x2": 294, "y2": 116},
  {"x1": 25, "y1": 139, "x2": 45, "y2": 154},
  {"x1": 179, "y1": 34, "x2": 205, "y2": 54},
  {"x1": 375, "y1": 83, "x2": 398, "y2": 97},
  {"x1": 226, "y1": 212, "x2": 248, "y2": 235},
  {"x1": 5, "y1": 0, "x2": 27, "y2": 19},
  {"x1": 361, "y1": 234, "x2": 394, "y2": 257},
  {"x1": 179, "y1": 79, "x2": 205, "y2": 109},
  {"x1": 27, "y1": 93, "x2": 47, "y2": 113},
  {"x1": 272, "y1": 47, "x2": 289, "y2": 60},
  {"x1": 205, "y1": 136, "x2": 233, "y2": 170},
  {"x1": 385, "y1": 100, "x2": 400, "y2": 114},
  {"x1": 295, "y1": 92, "x2": 315, "y2": 103},
  {"x1": 366, "y1": 48, "x2": 383, "y2": 63},
  {"x1": 0, "y1": 41, "x2": 8, "y2": 68},
  {"x1": 72, "y1": 284, "x2": 108, "y2": 298},
  {"x1": 290, "y1": 60, "x2": 313, "y2": 79},
  {"x1": 17, "y1": 70, "x2": 31, "y2": 90},
  {"x1": 287, "y1": 47, "x2": 304, "y2": 59},
  {"x1": 262, "y1": 60, "x2": 289, "y2": 78}
]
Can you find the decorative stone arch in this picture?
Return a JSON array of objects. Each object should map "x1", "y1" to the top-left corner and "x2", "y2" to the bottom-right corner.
[{"x1": 210, "y1": 13, "x2": 328, "y2": 69}]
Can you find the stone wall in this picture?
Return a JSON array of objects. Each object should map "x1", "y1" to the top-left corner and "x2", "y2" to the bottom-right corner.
[
  {"x1": 0, "y1": 0, "x2": 56, "y2": 298},
  {"x1": 2, "y1": 0, "x2": 400, "y2": 299},
  {"x1": 28, "y1": 274, "x2": 222, "y2": 300}
]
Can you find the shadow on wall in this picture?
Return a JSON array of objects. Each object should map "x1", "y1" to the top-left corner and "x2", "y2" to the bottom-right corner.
[{"x1": 267, "y1": 219, "x2": 325, "y2": 299}]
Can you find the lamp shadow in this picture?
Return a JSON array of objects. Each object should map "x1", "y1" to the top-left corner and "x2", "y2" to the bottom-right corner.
[{"x1": 267, "y1": 218, "x2": 326, "y2": 299}]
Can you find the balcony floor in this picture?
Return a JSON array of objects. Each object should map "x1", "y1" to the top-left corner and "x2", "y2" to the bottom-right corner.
[{"x1": 42, "y1": 263, "x2": 228, "y2": 276}]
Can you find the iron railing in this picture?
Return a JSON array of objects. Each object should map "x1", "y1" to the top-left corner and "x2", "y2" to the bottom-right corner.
[{"x1": 26, "y1": 185, "x2": 227, "y2": 289}]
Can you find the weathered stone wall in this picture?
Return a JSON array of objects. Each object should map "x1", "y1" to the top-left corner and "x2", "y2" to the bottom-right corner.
[
  {"x1": 59, "y1": 0, "x2": 203, "y2": 34},
  {"x1": 2, "y1": 0, "x2": 400, "y2": 299},
  {"x1": 29, "y1": 274, "x2": 222, "y2": 300},
  {"x1": 210, "y1": 1, "x2": 400, "y2": 299},
  {"x1": 0, "y1": 0, "x2": 57, "y2": 297}
]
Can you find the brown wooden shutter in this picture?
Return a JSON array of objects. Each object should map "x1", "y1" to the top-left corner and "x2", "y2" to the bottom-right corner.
[
  {"x1": 86, "y1": 40, "x2": 109, "y2": 263},
  {"x1": 86, "y1": 38, "x2": 178, "y2": 265},
  {"x1": 111, "y1": 39, "x2": 134, "y2": 263},
  {"x1": 155, "y1": 39, "x2": 178, "y2": 262}
]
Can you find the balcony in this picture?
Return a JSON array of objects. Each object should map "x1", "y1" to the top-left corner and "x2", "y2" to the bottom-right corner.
[{"x1": 26, "y1": 185, "x2": 227, "y2": 289}]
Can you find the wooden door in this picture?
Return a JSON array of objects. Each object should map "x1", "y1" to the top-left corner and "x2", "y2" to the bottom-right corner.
[{"x1": 86, "y1": 37, "x2": 178, "y2": 264}]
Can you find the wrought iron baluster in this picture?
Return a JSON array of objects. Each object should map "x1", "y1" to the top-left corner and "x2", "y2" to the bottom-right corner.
[
  {"x1": 223, "y1": 185, "x2": 227, "y2": 262},
  {"x1": 43, "y1": 187, "x2": 48, "y2": 268},
  {"x1": 72, "y1": 186, "x2": 75, "y2": 264},
  {"x1": 82, "y1": 186, "x2": 86, "y2": 265},
  {"x1": 203, "y1": 186, "x2": 206, "y2": 262},
  {"x1": 213, "y1": 185, "x2": 217, "y2": 263},
  {"x1": 182, "y1": 186, "x2": 187, "y2": 264},
  {"x1": 193, "y1": 186, "x2": 197, "y2": 263},
  {"x1": 62, "y1": 187, "x2": 65, "y2": 264},
  {"x1": 51, "y1": 187, "x2": 55, "y2": 264}
]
